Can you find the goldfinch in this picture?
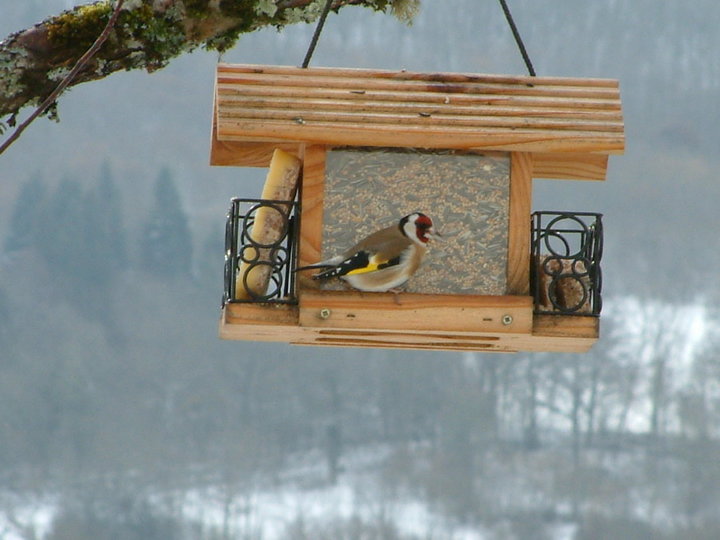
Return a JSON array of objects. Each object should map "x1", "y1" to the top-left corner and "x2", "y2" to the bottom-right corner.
[{"x1": 297, "y1": 212, "x2": 436, "y2": 292}]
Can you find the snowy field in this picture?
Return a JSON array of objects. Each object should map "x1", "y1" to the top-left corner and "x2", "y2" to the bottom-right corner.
[{"x1": 1, "y1": 444, "x2": 582, "y2": 540}]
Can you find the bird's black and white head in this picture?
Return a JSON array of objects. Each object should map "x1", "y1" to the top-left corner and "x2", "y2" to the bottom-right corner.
[{"x1": 399, "y1": 212, "x2": 435, "y2": 246}]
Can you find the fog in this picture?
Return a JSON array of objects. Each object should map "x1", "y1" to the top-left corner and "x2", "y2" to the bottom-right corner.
[{"x1": 1, "y1": 1, "x2": 720, "y2": 538}]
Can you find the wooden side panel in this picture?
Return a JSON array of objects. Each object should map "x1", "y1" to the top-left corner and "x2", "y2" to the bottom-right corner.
[
  {"x1": 506, "y1": 152, "x2": 533, "y2": 295},
  {"x1": 298, "y1": 146, "x2": 326, "y2": 274},
  {"x1": 293, "y1": 329, "x2": 521, "y2": 352},
  {"x1": 527, "y1": 314, "x2": 599, "y2": 352},
  {"x1": 291, "y1": 314, "x2": 599, "y2": 352},
  {"x1": 210, "y1": 140, "x2": 300, "y2": 167},
  {"x1": 533, "y1": 152, "x2": 608, "y2": 181},
  {"x1": 291, "y1": 331, "x2": 596, "y2": 353},
  {"x1": 219, "y1": 303, "x2": 303, "y2": 341},
  {"x1": 533, "y1": 314, "x2": 599, "y2": 338},
  {"x1": 298, "y1": 291, "x2": 533, "y2": 334}
]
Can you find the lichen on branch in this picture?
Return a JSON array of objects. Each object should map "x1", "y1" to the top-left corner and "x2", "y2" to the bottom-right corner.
[{"x1": 0, "y1": 0, "x2": 418, "y2": 120}]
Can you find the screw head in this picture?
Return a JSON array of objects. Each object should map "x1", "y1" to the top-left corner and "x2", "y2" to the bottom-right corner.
[
  {"x1": 319, "y1": 308, "x2": 331, "y2": 320},
  {"x1": 502, "y1": 314, "x2": 513, "y2": 326}
]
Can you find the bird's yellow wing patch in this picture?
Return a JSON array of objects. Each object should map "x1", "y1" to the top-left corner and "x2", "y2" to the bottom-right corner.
[
  {"x1": 345, "y1": 261, "x2": 382, "y2": 275},
  {"x1": 345, "y1": 254, "x2": 398, "y2": 276}
]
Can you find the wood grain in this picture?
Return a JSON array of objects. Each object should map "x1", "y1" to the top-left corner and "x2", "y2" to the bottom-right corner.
[
  {"x1": 533, "y1": 313, "x2": 599, "y2": 338},
  {"x1": 219, "y1": 84, "x2": 622, "y2": 111},
  {"x1": 532, "y1": 152, "x2": 608, "y2": 181},
  {"x1": 219, "y1": 122, "x2": 624, "y2": 154},
  {"x1": 298, "y1": 145, "x2": 326, "y2": 275},
  {"x1": 506, "y1": 152, "x2": 532, "y2": 295},
  {"x1": 214, "y1": 64, "x2": 625, "y2": 154},
  {"x1": 219, "y1": 94, "x2": 624, "y2": 121},
  {"x1": 219, "y1": 296, "x2": 599, "y2": 352},
  {"x1": 298, "y1": 291, "x2": 533, "y2": 333},
  {"x1": 220, "y1": 303, "x2": 302, "y2": 341},
  {"x1": 218, "y1": 63, "x2": 621, "y2": 88},
  {"x1": 210, "y1": 140, "x2": 300, "y2": 167}
]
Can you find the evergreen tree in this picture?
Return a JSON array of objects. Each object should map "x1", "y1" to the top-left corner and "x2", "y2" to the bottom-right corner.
[
  {"x1": 36, "y1": 176, "x2": 126, "y2": 338},
  {"x1": 36, "y1": 178, "x2": 109, "y2": 302},
  {"x1": 140, "y1": 168, "x2": 193, "y2": 277},
  {"x1": 4, "y1": 173, "x2": 46, "y2": 254},
  {"x1": 73, "y1": 162, "x2": 129, "y2": 290},
  {"x1": 94, "y1": 161, "x2": 128, "y2": 270},
  {"x1": 38, "y1": 177, "x2": 88, "y2": 283},
  {"x1": 80, "y1": 188, "x2": 114, "y2": 292}
]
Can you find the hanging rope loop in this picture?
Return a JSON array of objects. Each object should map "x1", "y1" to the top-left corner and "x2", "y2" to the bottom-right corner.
[
  {"x1": 497, "y1": 0, "x2": 536, "y2": 77},
  {"x1": 300, "y1": 0, "x2": 536, "y2": 76},
  {"x1": 301, "y1": 0, "x2": 335, "y2": 68}
]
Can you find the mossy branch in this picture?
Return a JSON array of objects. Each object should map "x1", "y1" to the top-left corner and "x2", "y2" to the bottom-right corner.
[
  {"x1": 0, "y1": 1, "x2": 125, "y2": 154},
  {"x1": 0, "y1": 0, "x2": 417, "y2": 120}
]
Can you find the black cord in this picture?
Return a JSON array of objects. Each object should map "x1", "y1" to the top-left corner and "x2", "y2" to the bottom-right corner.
[
  {"x1": 497, "y1": 0, "x2": 536, "y2": 77},
  {"x1": 301, "y1": 0, "x2": 335, "y2": 68}
]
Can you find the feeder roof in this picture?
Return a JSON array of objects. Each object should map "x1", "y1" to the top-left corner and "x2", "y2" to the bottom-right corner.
[{"x1": 212, "y1": 63, "x2": 624, "y2": 157}]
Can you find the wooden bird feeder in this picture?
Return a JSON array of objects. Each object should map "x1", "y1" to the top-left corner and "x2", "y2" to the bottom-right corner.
[{"x1": 210, "y1": 64, "x2": 624, "y2": 353}]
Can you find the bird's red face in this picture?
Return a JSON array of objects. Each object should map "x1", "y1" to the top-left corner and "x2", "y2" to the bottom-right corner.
[
  {"x1": 400, "y1": 212, "x2": 436, "y2": 244},
  {"x1": 412, "y1": 213, "x2": 434, "y2": 244}
]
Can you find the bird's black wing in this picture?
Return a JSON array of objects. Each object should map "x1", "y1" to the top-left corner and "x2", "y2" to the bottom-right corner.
[
  {"x1": 313, "y1": 250, "x2": 371, "y2": 280},
  {"x1": 313, "y1": 249, "x2": 404, "y2": 280}
]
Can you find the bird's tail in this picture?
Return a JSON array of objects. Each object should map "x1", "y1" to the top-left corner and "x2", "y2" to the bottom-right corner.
[
  {"x1": 310, "y1": 266, "x2": 343, "y2": 280},
  {"x1": 294, "y1": 263, "x2": 335, "y2": 273},
  {"x1": 294, "y1": 262, "x2": 343, "y2": 281},
  {"x1": 294, "y1": 255, "x2": 343, "y2": 275}
]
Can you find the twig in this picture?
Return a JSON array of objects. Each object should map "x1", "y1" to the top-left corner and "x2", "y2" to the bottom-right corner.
[{"x1": 0, "y1": 0, "x2": 125, "y2": 156}]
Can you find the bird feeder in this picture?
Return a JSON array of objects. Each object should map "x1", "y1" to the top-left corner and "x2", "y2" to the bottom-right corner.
[{"x1": 211, "y1": 64, "x2": 624, "y2": 352}]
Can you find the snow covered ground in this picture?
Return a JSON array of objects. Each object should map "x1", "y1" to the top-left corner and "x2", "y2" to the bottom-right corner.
[{"x1": 0, "y1": 445, "x2": 578, "y2": 539}]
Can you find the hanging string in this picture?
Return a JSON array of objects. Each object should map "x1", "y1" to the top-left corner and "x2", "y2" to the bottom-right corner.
[
  {"x1": 300, "y1": 0, "x2": 535, "y2": 75},
  {"x1": 497, "y1": 0, "x2": 536, "y2": 77},
  {"x1": 301, "y1": 0, "x2": 334, "y2": 68}
]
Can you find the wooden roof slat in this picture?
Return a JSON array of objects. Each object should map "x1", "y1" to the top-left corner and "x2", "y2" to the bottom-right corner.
[
  {"x1": 217, "y1": 94, "x2": 623, "y2": 120},
  {"x1": 219, "y1": 119, "x2": 625, "y2": 143},
  {"x1": 213, "y1": 64, "x2": 625, "y2": 154},
  {"x1": 218, "y1": 106, "x2": 624, "y2": 133},
  {"x1": 218, "y1": 119, "x2": 625, "y2": 154},
  {"x1": 218, "y1": 63, "x2": 620, "y2": 88},
  {"x1": 216, "y1": 84, "x2": 623, "y2": 111},
  {"x1": 218, "y1": 73, "x2": 621, "y2": 101}
]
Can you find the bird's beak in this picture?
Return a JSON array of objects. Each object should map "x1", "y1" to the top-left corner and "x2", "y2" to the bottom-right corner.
[
  {"x1": 425, "y1": 227, "x2": 442, "y2": 242},
  {"x1": 428, "y1": 227, "x2": 443, "y2": 242}
]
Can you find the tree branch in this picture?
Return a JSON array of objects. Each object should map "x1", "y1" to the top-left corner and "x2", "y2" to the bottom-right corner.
[
  {"x1": 0, "y1": 1, "x2": 125, "y2": 155},
  {"x1": 0, "y1": 0, "x2": 409, "y2": 121}
]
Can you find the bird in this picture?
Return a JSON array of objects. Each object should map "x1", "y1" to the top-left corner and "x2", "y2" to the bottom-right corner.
[{"x1": 296, "y1": 212, "x2": 437, "y2": 292}]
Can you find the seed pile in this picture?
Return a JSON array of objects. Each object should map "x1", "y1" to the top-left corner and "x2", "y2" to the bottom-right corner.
[{"x1": 322, "y1": 148, "x2": 510, "y2": 295}]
